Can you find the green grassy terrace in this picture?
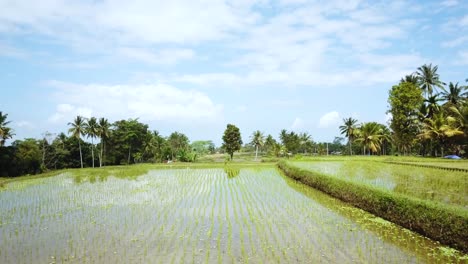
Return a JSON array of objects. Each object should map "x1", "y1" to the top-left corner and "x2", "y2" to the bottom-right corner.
[{"x1": 277, "y1": 159, "x2": 468, "y2": 253}]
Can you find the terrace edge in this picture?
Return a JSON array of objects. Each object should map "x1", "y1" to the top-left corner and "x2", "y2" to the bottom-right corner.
[{"x1": 277, "y1": 160, "x2": 468, "y2": 253}]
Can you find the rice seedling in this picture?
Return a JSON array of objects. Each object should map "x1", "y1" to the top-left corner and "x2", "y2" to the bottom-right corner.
[{"x1": 0, "y1": 165, "x2": 466, "y2": 263}]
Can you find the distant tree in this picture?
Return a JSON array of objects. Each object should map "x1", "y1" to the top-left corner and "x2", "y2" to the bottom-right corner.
[
  {"x1": 388, "y1": 82, "x2": 424, "y2": 155},
  {"x1": 222, "y1": 124, "x2": 242, "y2": 160},
  {"x1": 441, "y1": 82, "x2": 468, "y2": 107},
  {"x1": 400, "y1": 74, "x2": 418, "y2": 85},
  {"x1": 279, "y1": 129, "x2": 300, "y2": 154},
  {"x1": 339, "y1": 117, "x2": 358, "y2": 155},
  {"x1": 418, "y1": 112, "x2": 463, "y2": 157},
  {"x1": 0, "y1": 112, "x2": 14, "y2": 146},
  {"x1": 424, "y1": 95, "x2": 443, "y2": 118},
  {"x1": 250, "y1": 130, "x2": 264, "y2": 160},
  {"x1": 415, "y1": 63, "x2": 445, "y2": 98},
  {"x1": 85, "y1": 117, "x2": 99, "y2": 168},
  {"x1": 109, "y1": 119, "x2": 148, "y2": 164},
  {"x1": 68, "y1": 116, "x2": 86, "y2": 168},
  {"x1": 168, "y1": 132, "x2": 190, "y2": 161},
  {"x1": 298, "y1": 132, "x2": 313, "y2": 154},
  {"x1": 97, "y1": 118, "x2": 111, "y2": 167},
  {"x1": 379, "y1": 124, "x2": 392, "y2": 155},
  {"x1": 151, "y1": 131, "x2": 166, "y2": 162},
  {"x1": 13, "y1": 138, "x2": 42, "y2": 175},
  {"x1": 264, "y1": 134, "x2": 277, "y2": 154},
  {"x1": 191, "y1": 140, "x2": 215, "y2": 156},
  {"x1": 355, "y1": 122, "x2": 383, "y2": 155}
]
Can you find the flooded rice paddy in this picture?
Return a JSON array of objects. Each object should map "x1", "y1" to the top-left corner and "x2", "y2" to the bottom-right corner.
[
  {"x1": 293, "y1": 161, "x2": 468, "y2": 209},
  {"x1": 0, "y1": 166, "x2": 466, "y2": 263}
]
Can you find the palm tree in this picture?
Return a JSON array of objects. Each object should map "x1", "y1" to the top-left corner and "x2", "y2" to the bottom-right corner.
[
  {"x1": 250, "y1": 130, "x2": 265, "y2": 160},
  {"x1": 339, "y1": 117, "x2": 358, "y2": 155},
  {"x1": 152, "y1": 131, "x2": 166, "y2": 163},
  {"x1": 378, "y1": 124, "x2": 392, "y2": 155},
  {"x1": 355, "y1": 122, "x2": 382, "y2": 155},
  {"x1": 97, "y1": 118, "x2": 111, "y2": 167},
  {"x1": 448, "y1": 102, "x2": 468, "y2": 136},
  {"x1": 440, "y1": 82, "x2": 468, "y2": 106},
  {"x1": 68, "y1": 116, "x2": 86, "y2": 168},
  {"x1": 424, "y1": 95, "x2": 443, "y2": 118},
  {"x1": 400, "y1": 74, "x2": 418, "y2": 85},
  {"x1": 0, "y1": 127, "x2": 14, "y2": 147},
  {"x1": 264, "y1": 134, "x2": 277, "y2": 153},
  {"x1": 415, "y1": 63, "x2": 446, "y2": 98},
  {"x1": 0, "y1": 112, "x2": 14, "y2": 146},
  {"x1": 299, "y1": 132, "x2": 312, "y2": 154},
  {"x1": 85, "y1": 117, "x2": 99, "y2": 168},
  {"x1": 418, "y1": 112, "x2": 463, "y2": 157}
]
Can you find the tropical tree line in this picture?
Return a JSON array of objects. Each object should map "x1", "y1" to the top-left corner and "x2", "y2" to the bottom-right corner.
[
  {"x1": 339, "y1": 64, "x2": 467, "y2": 157},
  {"x1": 234, "y1": 128, "x2": 345, "y2": 158},
  {"x1": 0, "y1": 115, "x2": 216, "y2": 177}
]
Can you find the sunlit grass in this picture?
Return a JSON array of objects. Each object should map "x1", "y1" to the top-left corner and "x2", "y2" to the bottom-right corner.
[{"x1": 292, "y1": 160, "x2": 468, "y2": 208}]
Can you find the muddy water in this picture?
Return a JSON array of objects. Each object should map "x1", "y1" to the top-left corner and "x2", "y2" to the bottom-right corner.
[{"x1": 0, "y1": 167, "x2": 466, "y2": 263}]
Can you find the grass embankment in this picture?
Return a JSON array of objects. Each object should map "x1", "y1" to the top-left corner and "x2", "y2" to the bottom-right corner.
[{"x1": 277, "y1": 160, "x2": 468, "y2": 253}]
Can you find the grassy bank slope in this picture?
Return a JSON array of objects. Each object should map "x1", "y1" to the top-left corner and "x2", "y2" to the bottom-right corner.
[{"x1": 278, "y1": 161, "x2": 468, "y2": 253}]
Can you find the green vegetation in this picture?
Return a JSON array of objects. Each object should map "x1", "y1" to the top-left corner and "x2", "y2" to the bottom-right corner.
[
  {"x1": 0, "y1": 62, "x2": 467, "y2": 261},
  {"x1": 0, "y1": 165, "x2": 466, "y2": 262},
  {"x1": 222, "y1": 124, "x2": 242, "y2": 160},
  {"x1": 278, "y1": 160, "x2": 468, "y2": 252}
]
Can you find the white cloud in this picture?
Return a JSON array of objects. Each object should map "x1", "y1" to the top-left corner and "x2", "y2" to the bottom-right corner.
[
  {"x1": 442, "y1": 36, "x2": 468, "y2": 48},
  {"x1": 318, "y1": 111, "x2": 340, "y2": 128},
  {"x1": 458, "y1": 51, "x2": 468, "y2": 65},
  {"x1": 460, "y1": 15, "x2": 468, "y2": 27},
  {"x1": 16, "y1": 121, "x2": 34, "y2": 129},
  {"x1": 0, "y1": 0, "x2": 258, "y2": 45},
  {"x1": 0, "y1": 42, "x2": 27, "y2": 58},
  {"x1": 290, "y1": 117, "x2": 305, "y2": 131},
  {"x1": 440, "y1": 0, "x2": 458, "y2": 7},
  {"x1": 47, "y1": 81, "x2": 223, "y2": 123},
  {"x1": 48, "y1": 103, "x2": 93, "y2": 123},
  {"x1": 118, "y1": 47, "x2": 194, "y2": 64}
]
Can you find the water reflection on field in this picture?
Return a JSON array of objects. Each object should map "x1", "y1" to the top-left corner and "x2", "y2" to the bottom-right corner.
[{"x1": 0, "y1": 167, "x2": 466, "y2": 263}]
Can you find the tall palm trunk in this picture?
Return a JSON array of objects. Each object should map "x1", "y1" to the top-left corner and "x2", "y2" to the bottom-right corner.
[
  {"x1": 78, "y1": 140, "x2": 83, "y2": 168},
  {"x1": 348, "y1": 136, "x2": 352, "y2": 155},
  {"x1": 100, "y1": 139, "x2": 104, "y2": 167}
]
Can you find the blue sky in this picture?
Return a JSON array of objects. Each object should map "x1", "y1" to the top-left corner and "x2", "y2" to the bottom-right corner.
[{"x1": 1, "y1": 0, "x2": 467, "y2": 146}]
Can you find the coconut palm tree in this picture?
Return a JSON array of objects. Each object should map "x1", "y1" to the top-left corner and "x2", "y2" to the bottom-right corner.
[
  {"x1": 0, "y1": 127, "x2": 14, "y2": 147},
  {"x1": 85, "y1": 117, "x2": 99, "y2": 168},
  {"x1": 250, "y1": 130, "x2": 265, "y2": 160},
  {"x1": 68, "y1": 116, "x2": 86, "y2": 168},
  {"x1": 400, "y1": 74, "x2": 418, "y2": 85},
  {"x1": 378, "y1": 124, "x2": 392, "y2": 155},
  {"x1": 424, "y1": 95, "x2": 443, "y2": 118},
  {"x1": 339, "y1": 117, "x2": 358, "y2": 155},
  {"x1": 448, "y1": 102, "x2": 468, "y2": 136},
  {"x1": 415, "y1": 63, "x2": 446, "y2": 98},
  {"x1": 440, "y1": 82, "x2": 468, "y2": 106},
  {"x1": 418, "y1": 112, "x2": 463, "y2": 157},
  {"x1": 264, "y1": 134, "x2": 276, "y2": 153},
  {"x1": 355, "y1": 122, "x2": 382, "y2": 155},
  {"x1": 0, "y1": 112, "x2": 14, "y2": 146},
  {"x1": 299, "y1": 132, "x2": 312, "y2": 154},
  {"x1": 97, "y1": 118, "x2": 111, "y2": 167}
]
